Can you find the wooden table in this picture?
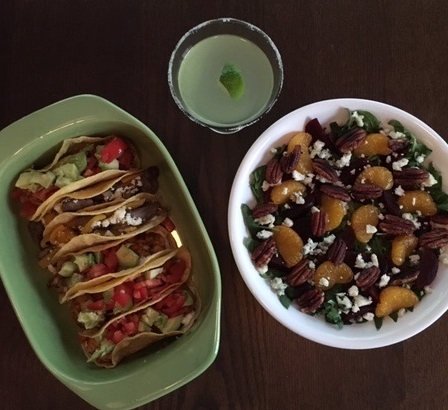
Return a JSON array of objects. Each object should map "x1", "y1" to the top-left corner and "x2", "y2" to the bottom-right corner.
[{"x1": 2, "y1": 1, "x2": 448, "y2": 409}]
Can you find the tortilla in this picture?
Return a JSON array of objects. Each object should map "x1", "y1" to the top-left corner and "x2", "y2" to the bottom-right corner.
[
  {"x1": 14, "y1": 135, "x2": 140, "y2": 221},
  {"x1": 69, "y1": 246, "x2": 191, "y2": 331},
  {"x1": 79, "y1": 277, "x2": 201, "y2": 368},
  {"x1": 48, "y1": 226, "x2": 178, "y2": 303},
  {"x1": 39, "y1": 192, "x2": 168, "y2": 262}
]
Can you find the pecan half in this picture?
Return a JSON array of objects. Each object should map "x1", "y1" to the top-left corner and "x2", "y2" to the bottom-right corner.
[
  {"x1": 287, "y1": 259, "x2": 315, "y2": 286},
  {"x1": 393, "y1": 168, "x2": 429, "y2": 187},
  {"x1": 419, "y1": 228, "x2": 448, "y2": 249},
  {"x1": 280, "y1": 145, "x2": 301, "y2": 174},
  {"x1": 311, "y1": 209, "x2": 329, "y2": 237},
  {"x1": 252, "y1": 203, "x2": 278, "y2": 219},
  {"x1": 430, "y1": 213, "x2": 448, "y2": 225},
  {"x1": 378, "y1": 214, "x2": 416, "y2": 236},
  {"x1": 327, "y1": 238, "x2": 347, "y2": 265},
  {"x1": 312, "y1": 158, "x2": 339, "y2": 183},
  {"x1": 335, "y1": 127, "x2": 368, "y2": 153},
  {"x1": 320, "y1": 184, "x2": 351, "y2": 202},
  {"x1": 265, "y1": 158, "x2": 283, "y2": 184},
  {"x1": 297, "y1": 288, "x2": 325, "y2": 313},
  {"x1": 355, "y1": 266, "x2": 381, "y2": 291},
  {"x1": 389, "y1": 268, "x2": 419, "y2": 286},
  {"x1": 416, "y1": 248, "x2": 438, "y2": 287},
  {"x1": 351, "y1": 182, "x2": 383, "y2": 201},
  {"x1": 251, "y1": 238, "x2": 276, "y2": 268}
]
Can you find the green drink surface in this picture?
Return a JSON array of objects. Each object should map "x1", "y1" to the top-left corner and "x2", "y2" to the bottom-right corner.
[{"x1": 178, "y1": 34, "x2": 275, "y2": 127}]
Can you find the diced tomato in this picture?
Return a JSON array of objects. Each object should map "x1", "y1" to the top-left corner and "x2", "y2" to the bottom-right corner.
[
  {"x1": 155, "y1": 292, "x2": 187, "y2": 317},
  {"x1": 83, "y1": 156, "x2": 101, "y2": 177},
  {"x1": 85, "y1": 263, "x2": 108, "y2": 279},
  {"x1": 103, "y1": 250, "x2": 119, "y2": 272},
  {"x1": 123, "y1": 320, "x2": 137, "y2": 335},
  {"x1": 33, "y1": 186, "x2": 59, "y2": 202},
  {"x1": 87, "y1": 300, "x2": 105, "y2": 311},
  {"x1": 19, "y1": 201, "x2": 39, "y2": 219},
  {"x1": 111, "y1": 330, "x2": 125, "y2": 344},
  {"x1": 100, "y1": 137, "x2": 128, "y2": 164},
  {"x1": 114, "y1": 283, "x2": 133, "y2": 307},
  {"x1": 161, "y1": 217, "x2": 176, "y2": 232},
  {"x1": 165, "y1": 260, "x2": 186, "y2": 283},
  {"x1": 144, "y1": 278, "x2": 164, "y2": 289},
  {"x1": 133, "y1": 286, "x2": 148, "y2": 301}
]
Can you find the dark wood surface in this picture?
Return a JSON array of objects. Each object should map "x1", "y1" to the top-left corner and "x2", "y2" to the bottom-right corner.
[{"x1": 2, "y1": 1, "x2": 448, "y2": 409}]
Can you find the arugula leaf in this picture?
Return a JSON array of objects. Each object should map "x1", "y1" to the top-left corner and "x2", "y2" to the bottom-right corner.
[
  {"x1": 250, "y1": 166, "x2": 266, "y2": 204},
  {"x1": 351, "y1": 110, "x2": 381, "y2": 133}
]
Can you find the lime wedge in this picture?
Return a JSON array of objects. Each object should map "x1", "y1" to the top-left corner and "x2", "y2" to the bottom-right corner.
[{"x1": 219, "y1": 62, "x2": 245, "y2": 100}]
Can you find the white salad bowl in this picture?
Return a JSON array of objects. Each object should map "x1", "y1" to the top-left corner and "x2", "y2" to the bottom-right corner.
[{"x1": 228, "y1": 98, "x2": 448, "y2": 349}]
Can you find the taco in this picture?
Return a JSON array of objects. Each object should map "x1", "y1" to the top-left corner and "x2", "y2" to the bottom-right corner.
[
  {"x1": 69, "y1": 247, "x2": 191, "y2": 331},
  {"x1": 41, "y1": 166, "x2": 160, "y2": 217},
  {"x1": 47, "y1": 226, "x2": 178, "y2": 302},
  {"x1": 79, "y1": 279, "x2": 200, "y2": 368},
  {"x1": 39, "y1": 192, "x2": 168, "y2": 262},
  {"x1": 11, "y1": 135, "x2": 139, "y2": 221}
]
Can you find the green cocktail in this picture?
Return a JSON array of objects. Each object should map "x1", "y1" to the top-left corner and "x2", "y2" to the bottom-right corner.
[{"x1": 169, "y1": 19, "x2": 283, "y2": 134}]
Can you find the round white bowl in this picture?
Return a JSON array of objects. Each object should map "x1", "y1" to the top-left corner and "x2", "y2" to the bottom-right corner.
[{"x1": 228, "y1": 98, "x2": 448, "y2": 349}]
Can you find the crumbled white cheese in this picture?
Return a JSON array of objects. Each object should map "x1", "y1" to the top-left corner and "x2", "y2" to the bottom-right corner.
[
  {"x1": 257, "y1": 265, "x2": 269, "y2": 275},
  {"x1": 409, "y1": 254, "x2": 420, "y2": 265},
  {"x1": 416, "y1": 155, "x2": 426, "y2": 164},
  {"x1": 397, "y1": 308, "x2": 407, "y2": 317},
  {"x1": 352, "y1": 295, "x2": 373, "y2": 313},
  {"x1": 394, "y1": 186, "x2": 405, "y2": 196},
  {"x1": 282, "y1": 217, "x2": 293, "y2": 228},
  {"x1": 348, "y1": 285, "x2": 359, "y2": 297},
  {"x1": 310, "y1": 140, "x2": 326, "y2": 158},
  {"x1": 366, "y1": 224, "x2": 377, "y2": 234},
  {"x1": 292, "y1": 170, "x2": 305, "y2": 181},
  {"x1": 388, "y1": 131, "x2": 407, "y2": 139},
  {"x1": 392, "y1": 158, "x2": 409, "y2": 171},
  {"x1": 254, "y1": 214, "x2": 275, "y2": 227},
  {"x1": 402, "y1": 212, "x2": 421, "y2": 229},
  {"x1": 391, "y1": 267, "x2": 401, "y2": 275},
  {"x1": 303, "y1": 238, "x2": 319, "y2": 256},
  {"x1": 421, "y1": 173, "x2": 437, "y2": 187},
  {"x1": 291, "y1": 191, "x2": 305, "y2": 204},
  {"x1": 319, "y1": 277, "x2": 330, "y2": 288},
  {"x1": 262, "y1": 181, "x2": 272, "y2": 191},
  {"x1": 256, "y1": 230, "x2": 273, "y2": 240},
  {"x1": 379, "y1": 274, "x2": 390, "y2": 288},
  {"x1": 270, "y1": 277, "x2": 288, "y2": 296},
  {"x1": 336, "y1": 293, "x2": 353, "y2": 312},
  {"x1": 351, "y1": 111, "x2": 364, "y2": 127},
  {"x1": 363, "y1": 312, "x2": 375, "y2": 321},
  {"x1": 335, "y1": 152, "x2": 352, "y2": 168}
]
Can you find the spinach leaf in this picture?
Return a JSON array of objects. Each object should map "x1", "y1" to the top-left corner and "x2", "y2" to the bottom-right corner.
[
  {"x1": 250, "y1": 165, "x2": 266, "y2": 204},
  {"x1": 352, "y1": 110, "x2": 381, "y2": 133},
  {"x1": 279, "y1": 294, "x2": 292, "y2": 309},
  {"x1": 426, "y1": 162, "x2": 448, "y2": 211},
  {"x1": 241, "y1": 204, "x2": 264, "y2": 238}
]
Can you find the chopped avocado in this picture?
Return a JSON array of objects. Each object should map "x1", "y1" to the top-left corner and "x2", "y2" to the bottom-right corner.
[
  {"x1": 141, "y1": 307, "x2": 163, "y2": 327},
  {"x1": 144, "y1": 267, "x2": 164, "y2": 280},
  {"x1": 113, "y1": 299, "x2": 133, "y2": 315},
  {"x1": 53, "y1": 163, "x2": 81, "y2": 187},
  {"x1": 67, "y1": 272, "x2": 83, "y2": 288},
  {"x1": 102, "y1": 288, "x2": 114, "y2": 303},
  {"x1": 78, "y1": 311, "x2": 105, "y2": 329},
  {"x1": 72, "y1": 253, "x2": 95, "y2": 272},
  {"x1": 116, "y1": 245, "x2": 140, "y2": 269},
  {"x1": 57, "y1": 151, "x2": 88, "y2": 173},
  {"x1": 87, "y1": 341, "x2": 115, "y2": 362},
  {"x1": 15, "y1": 169, "x2": 56, "y2": 190},
  {"x1": 99, "y1": 158, "x2": 120, "y2": 171},
  {"x1": 160, "y1": 315, "x2": 183, "y2": 332},
  {"x1": 58, "y1": 261, "x2": 78, "y2": 278},
  {"x1": 93, "y1": 252, "x2": 103, "y2": 264},
  {"x1": 183, "y1": 292, "x2": 194, "y2": 307}
]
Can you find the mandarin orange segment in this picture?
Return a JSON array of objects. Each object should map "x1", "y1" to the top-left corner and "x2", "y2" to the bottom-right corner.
[
  {"x1": 270, "y1": 180, "x2": 306, "y2": 205},
  {"x1": 320, "y1": 194, "x2": 347, "y2": 231},
  {"x1": 398, "y1": 190, "x2": 437, "y2": 216},
  {"x1": 314, "y1": 261, "x2": 353, "y2": 290},
  {"x1": 287, "y1": 132, "x2": 313, "y2": 175},
  {"x1": 391, "y1": 234, "x2": 418, "y2": 266},
  {"x1": 375, "y1": 286, "x2": 419, "y2": 318},
  {"x1": 272, "y1": 225, "x2": 304, "y2": 268},
  {"x1": 356, "y1": 166, "x2": 394, "y2": 190},
  {"x1": 351, "y1": 204, "x2": 379, "y2": 243},
  {"x1": 353, "y1": 133, "x2": 392, "y2": 156}
]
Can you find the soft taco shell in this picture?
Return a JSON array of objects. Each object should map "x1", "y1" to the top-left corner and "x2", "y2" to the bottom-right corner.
[
  {"x1": 37, "y1": 167, "x2": 159, "y2": 219},
  {"x1": 27, "y1": 135, "x2": 140, "y2": 221},
  {"x1": 80, "y1": 278, "x2": 201, "y2": 368},
  {"x1": 50, "y1": 226, "x2": 178, "y2": 303},
  {"x1": 41, "y1": 192, "x2": 168, "y2": 261},
  {"x1": 69, "y1": 246, "x2": 191, "y2": 329}
]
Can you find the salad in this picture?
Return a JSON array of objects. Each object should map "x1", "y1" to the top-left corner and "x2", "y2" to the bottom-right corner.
[{"x1": 242, "y1": 109, "x2": 448, "y2": 329}]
